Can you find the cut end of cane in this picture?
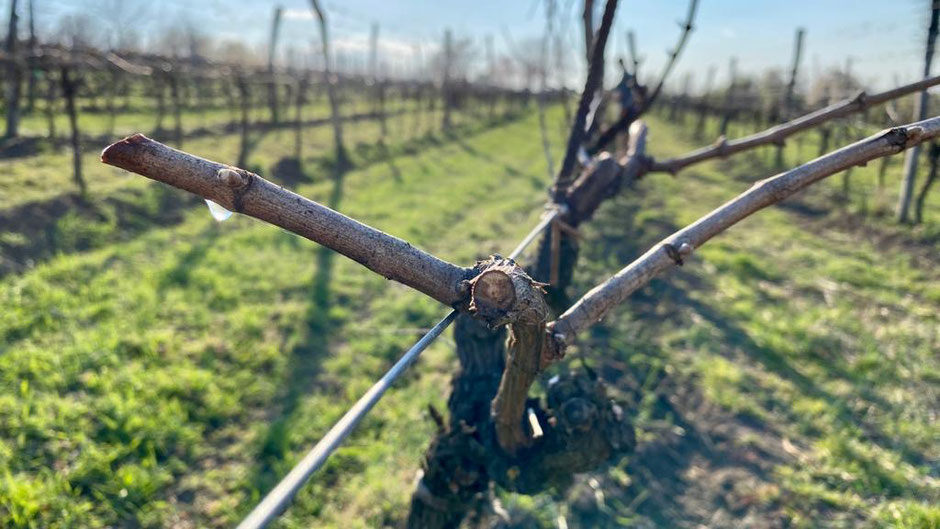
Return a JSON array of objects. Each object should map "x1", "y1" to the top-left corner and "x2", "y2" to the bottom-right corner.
[{"x1": 101, "y1": 133, "x2": 151, "y2": 165}]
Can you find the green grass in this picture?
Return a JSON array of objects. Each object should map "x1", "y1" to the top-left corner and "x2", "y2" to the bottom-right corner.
[
  {"x1": 564, "y1": 110, "x2": 939, "y2": 528},
  {"x1": 0, "y1": 107, "x2": 550, "y2": 528},
  {"x1": 2, "y1": 94, "x2": 498, "y2": 209},
  {"x1": 1, "y1": 104, "x2": 938, "y2": 528},
  {"x1": 16, "y1": 89, "x2": 414, "y2": 141}
]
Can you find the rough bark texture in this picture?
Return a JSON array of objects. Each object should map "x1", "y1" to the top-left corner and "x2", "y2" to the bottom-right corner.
[
  {"x1": 407, "y1": 315, "x2": 635, "y2": 529},
  {"x1": 489, "y1": 373, "x2": 634, "y2": 495},
  {"x1": 406, "y1": 314, "x2": 505, "y2": 529},
  {"x1": 405, "y1": 247, "x2": 637, "y2": 528},
  {"x1": 100, "y1": 135, "x2": 472, "y2": 306},
  {"x1": 533, "y1": 122, "x2": 648, "y2": 311},
  {"x1": 467, "y1": 256, "x2": 552, "y2": 454}
]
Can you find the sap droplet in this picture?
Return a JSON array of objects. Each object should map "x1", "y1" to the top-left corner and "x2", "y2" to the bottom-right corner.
[
  {"x1": 576, "y1": 145, "x2": 590, "y2": 165},
  {"x1": 205, "y1": 199, "x2": 233, "y2": 222}
]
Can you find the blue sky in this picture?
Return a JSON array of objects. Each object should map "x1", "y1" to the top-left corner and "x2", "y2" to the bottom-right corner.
[{"x1": 13, "y1": 0, "x2": 932, "y2": 90}]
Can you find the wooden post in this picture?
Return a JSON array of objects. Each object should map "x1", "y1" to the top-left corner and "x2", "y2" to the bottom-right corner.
[
  {"x1": 168, "y1": 71, "x2": 183, "y2": 147},
  {"x1": 369, "y1": 21, "x2": 378, "y2": 109},
  {"x1": 107, "y1": 67, "x2": 119, "y2": 137},
  {"x1": 670, "y1": 72, "x2": 692, "y2": 124},
  {"x1": 776, "y1": 27, "x2": 804, "y2": 167},
  {"x1": 914, "y1": 142, "x2": 940, "y2": 224},
  {"x1": 442, "y1": 29, "x2": 453, "y2": 130},
  {"x1": 840, "y1": 56, "x2": 855, "y2": 201},
  {"x1": 694, "y1": 64, "x2": 716, "y2": 139},
  {"x1": 370, "y1": 22, "x2": 387, "y2": 139},
  {"x1": 61, "y1": 66, "x2": 85, "y2": 196},
  {"x1": 294, "y1": 74, "x2": 308, "y2": 162},
  {"x1": 236, "y1": 75, "x2": 251, "y2": 168},
  {"x1": 268, "y1": 6, "x2": 283, "y2": 126},
  {"x1": 154, "y1": 72, "x2": 166, "y2": 134},
  {"x1": 4, "y1": 0, "x2": 21, "y2": 138},
  {"x1": 817, "y1": 126, "x2": 831, "y2": 157},
  {"x1": 582, "y1": 0, "x2": 595, "y2": 65},
  {"x1": 486, "y1": 34, "x2": 496, "y2": 120},
  {"x1": 718, "y1": 56, "x2": 737, "y2": 138},
  {"x1": 309, "y1": 0, "x2": 347, "y2": 170},
  {"x1": 44, "y1": 71, "x2": 56, "y2": 140},
  {"x1": 26, "y1": 0, "x2": 36, "y2": 113},
  {"x1": 897, "y1": 1, "x2": 940, "y2": 222}
]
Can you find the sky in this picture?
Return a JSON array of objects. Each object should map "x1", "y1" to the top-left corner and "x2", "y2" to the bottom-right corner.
[{"x1": 10, "y1": 0, "x2": 933, "y2": 91}]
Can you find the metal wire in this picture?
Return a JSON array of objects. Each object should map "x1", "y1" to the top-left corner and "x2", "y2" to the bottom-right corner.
[
  {"x1": 237, "y1": 310, "x2": 458, "y2": 529},
  {"x1": 237, "y1": 209, "x2": 558, "y2": 529},
  {"x1": 507, "y1": 206, "x2": 562, "y2": 260}
]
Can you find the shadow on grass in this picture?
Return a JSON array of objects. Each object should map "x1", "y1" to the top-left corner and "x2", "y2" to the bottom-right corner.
[
  {"x1": 156, "y1": 222, "x2": 221, "y2": 291},
  {"x1": 452, "y1": 135, "x2": 527, "y2": 180},
  {"x1": 0, "y1": 185, "x2": 199, "y2": 279},
  {"x1": 570, "y1": 173, "x2": 929, "y2": 525}
]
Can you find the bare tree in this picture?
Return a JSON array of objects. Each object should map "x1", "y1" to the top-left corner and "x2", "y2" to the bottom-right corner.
[{"x1": 102, "y1": 110, "x2": 940, "y2": 529}]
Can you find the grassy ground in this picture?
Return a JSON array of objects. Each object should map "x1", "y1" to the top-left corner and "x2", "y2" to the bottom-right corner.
[
  {"x1": 0, "y1": 107, "x2": 549, "y2": 528},
  {"x1": 551, "y1": 112, "x2": 939, "y2": 528},
  {"x1": 1, "y1": 96, "x2": 485, "y2": 210},
  {"x1": 1, "y1": 105, "x2": 938, "y2": 528},
  {"x1": 15, "y1": 89, "x2": 416, "y2": 141}
]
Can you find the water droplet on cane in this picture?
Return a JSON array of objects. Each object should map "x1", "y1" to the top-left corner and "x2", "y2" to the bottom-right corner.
[{"x1": 205, "y1": 199, "x2": 233, "y2": 222}]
